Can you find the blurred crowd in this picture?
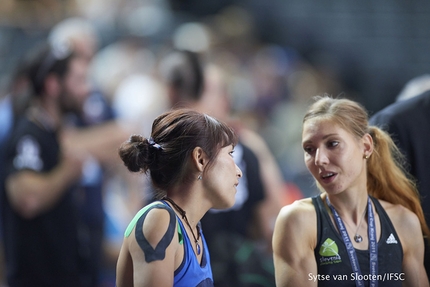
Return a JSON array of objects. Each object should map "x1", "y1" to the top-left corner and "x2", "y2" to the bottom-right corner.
[
  {"x1": 0, "y1": 0, "x2": 364, "y2": 286},
  {"x1": 0, "y1": 0, "x2": 355, "y2": 190}
]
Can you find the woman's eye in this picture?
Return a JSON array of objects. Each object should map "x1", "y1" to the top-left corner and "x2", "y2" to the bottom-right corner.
[
  {"x1": 328, "y1": 141, "x2": 339, "y2": 148},
  {"x1": 303, "y1": 147, "x2": 314, "y2": 154},
  {"x1": 229, "y1": 149, "x2": 235, "y2": 157}
]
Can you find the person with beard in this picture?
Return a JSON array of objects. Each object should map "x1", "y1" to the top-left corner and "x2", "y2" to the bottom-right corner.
[{"x1": 0, "y1": 41, "x2": 91, "y2": 287}]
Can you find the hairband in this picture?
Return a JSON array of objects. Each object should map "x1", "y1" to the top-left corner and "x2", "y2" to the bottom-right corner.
[{"x1": 148, "y1": 137, "x2": 163, "y2": 150}]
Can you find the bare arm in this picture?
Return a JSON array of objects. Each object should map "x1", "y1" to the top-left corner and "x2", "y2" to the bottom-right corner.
[
  {"x1": 6, "y1": 151, "x2": 83, "y2": 219},
  {"x1": 116, "y1": 242, "x2": 134, "y2": 287},
  {"x1": 273, "y1": 199, "x2": 318, "y2": 287},
  {"x1": 116, "y1": 208, "x2": 181, "y2": 287},
  {"x1": 395, "y1": 206, "x2": 429, "y2": 287},
  {"x1": 61, "y1": 120, "x2": 132, "y2": 166}
]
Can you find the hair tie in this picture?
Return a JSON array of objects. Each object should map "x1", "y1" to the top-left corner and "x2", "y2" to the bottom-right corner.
[{"x1": 148, "y1": 137, "x2": 163, "y2": 150}]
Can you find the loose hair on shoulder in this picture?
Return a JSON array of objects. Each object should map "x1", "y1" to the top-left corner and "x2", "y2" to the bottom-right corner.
[
  {"x1": 303, "y1": 94, "x2": 430, "y2": 238},
  {"x1": 118, "y1": 108, "x2": 237, "y2": 194}
]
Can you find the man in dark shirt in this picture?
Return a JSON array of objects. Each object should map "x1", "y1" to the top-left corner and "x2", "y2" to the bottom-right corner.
[
  {"x1": 1, "y1": 41, "x2": 89, "y2": 287},
  {"x1": 370, "y1": 89, "x2": 430, "y2": 278}
]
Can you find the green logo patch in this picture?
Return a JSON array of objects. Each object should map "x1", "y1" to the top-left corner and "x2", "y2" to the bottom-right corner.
[
  {"x1": 319, "y1": 238, "x2": 339, "y2": 257},
  {"x1": 318, "y1": 238, "x2": 342, "y2": 265}
]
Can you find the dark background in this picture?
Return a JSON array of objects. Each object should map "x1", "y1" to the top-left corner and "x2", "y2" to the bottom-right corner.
[{"x1": 2, "y1": 1, "x2": 430, "y2": 114}]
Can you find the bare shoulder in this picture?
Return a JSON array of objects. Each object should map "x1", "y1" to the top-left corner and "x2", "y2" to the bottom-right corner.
[
  {"x1": 378, "y1": 200, "x2": 420, "y2": 226},
  {"x1": 273, "y1": 197, "x2": 318, "y2": 259},
  {"x1": 278, "y1": 197, "x2": 316, "y2": 221},
  {"x1": 141, "y1": 205, "x2": 177, "y2": 247},
  {"x1": 275, "y1": 198, "x2": 317, "y2": 242},
  {"x1": 117, "y1": 205, "x2": 177, "y2": 287},
  {"x1": 125, "y1": 203, "x2": 178, "y2": 253},
  {"x1": 377, "y1": 199, "x2": 421, "y2": 236}
]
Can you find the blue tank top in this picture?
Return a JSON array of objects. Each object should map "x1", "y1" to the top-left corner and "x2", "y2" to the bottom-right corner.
[
  {"x1": 312, "y1": 195, "x2": 403, "y2": 287},
  {"x1": 173, "y1": 206, "x2": 214, "y2": 287},
  {"x1": 124, "y1": 201, "x2": 214, "y2": 287}
]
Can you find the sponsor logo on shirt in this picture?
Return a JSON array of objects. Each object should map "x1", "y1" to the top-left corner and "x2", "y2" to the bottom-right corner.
[
  {"x1": 386, "y1": 233, "x2": 398, "y2": 244},
  {"x1": 319, "y1": 238, "x2": 342, "y2": 265},
  {"x1": 13, "y1": 135, "x2": 43, "y2": 171}
]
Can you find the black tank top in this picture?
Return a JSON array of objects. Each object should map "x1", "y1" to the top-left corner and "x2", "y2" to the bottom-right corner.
[{"x1": 312, "y1": 195, "x2": 403, "y2": 287}]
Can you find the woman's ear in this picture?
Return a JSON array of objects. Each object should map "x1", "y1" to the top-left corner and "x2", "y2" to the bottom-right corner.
[
  {"x1": 362, "y1": 133, "x2": 373, "y2": 157},
  {"x1": 191, "y1": 147, "x2": 208, "y2": 172}
]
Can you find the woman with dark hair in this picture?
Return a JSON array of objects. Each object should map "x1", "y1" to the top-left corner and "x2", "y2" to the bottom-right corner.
[
  {"x1": 116, "y1": 108, "x2": 242, "y2": 287},
  {"x1": 272, "y1": 95, "x2": 429, "y2": 286}
]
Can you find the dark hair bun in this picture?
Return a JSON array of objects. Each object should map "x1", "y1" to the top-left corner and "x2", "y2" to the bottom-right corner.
[{"x1": 118, "y1": 134, "x2": 148, "y2": 173}]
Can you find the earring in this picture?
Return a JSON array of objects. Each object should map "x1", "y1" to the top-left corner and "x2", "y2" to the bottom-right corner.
[
  {"x1": 364, "y1": 154, "x2": 370, "y2": 159},
  {"x1": 198, "y1": 174, "x2": 202, "y2": 181}
]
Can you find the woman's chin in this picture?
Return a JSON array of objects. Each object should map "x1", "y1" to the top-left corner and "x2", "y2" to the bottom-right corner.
[{"x1": 213, "y1": 199, "x2": 235, "y2": 210}]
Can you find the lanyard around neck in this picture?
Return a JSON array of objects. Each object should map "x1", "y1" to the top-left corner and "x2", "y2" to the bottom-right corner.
[{"x1": 326, "y1": 196, "x2": 378, "y2": 287}]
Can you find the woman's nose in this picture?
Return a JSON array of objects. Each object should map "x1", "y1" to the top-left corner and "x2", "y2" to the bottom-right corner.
[
  {"x1": 236, "y1": 165, "x2": 243, "y2": 178},
  {"x1": 315, "y1": 148, "x2": 329, "y2": 166}
]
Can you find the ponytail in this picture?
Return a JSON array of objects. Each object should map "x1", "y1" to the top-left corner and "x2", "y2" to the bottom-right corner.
[
  {"x1": 367, "y1": 126, "x2": 430, "y2": 238},
  {"x1": 304, "y1": 95, "x2": 430, "y2": 238}
]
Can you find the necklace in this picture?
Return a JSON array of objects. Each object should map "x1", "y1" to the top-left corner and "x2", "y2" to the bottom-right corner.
[
  {"x1": 352, "y1": 207, "x2": 367, "y2": 243},
  {"x1": 327, "y1": 196, "x2": 378, "y2": 287},
  {"x1": 162, "y1": 197, "x2": 201, "y2": 255},
  {"x1": 354, "y1": 209, "x2": 367, "y2": 243},
  {"x1": 331, "y1": 200, "x2": 368, "y2": 243}
]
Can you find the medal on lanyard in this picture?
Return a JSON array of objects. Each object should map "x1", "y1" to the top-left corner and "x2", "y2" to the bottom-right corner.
[{"x1": 326, "y1": 196, "x2": 378, "y2": 287}]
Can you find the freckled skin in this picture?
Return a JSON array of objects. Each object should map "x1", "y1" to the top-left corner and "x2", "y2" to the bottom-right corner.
[
  {"x1": 301, "y1": 118, "x2": 368, "y2": 196},
  {"x1": 273, "y1": 104, "x2": 429, "y2": 287}
]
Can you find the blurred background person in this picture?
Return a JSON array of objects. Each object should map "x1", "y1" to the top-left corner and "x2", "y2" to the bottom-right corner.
[
  {"x1": 47, "y1": 17, "x2": 133, "y2": 286},
  {"x1": 0, "y1": 52, "x2": 34, "y2": 284},
  {"x1": 0, "y1": 40, "x2": 89, "y2": 287},
  {"x1": 370, "y1": 84, "x2": 430, "y2": 279},
  {"x1": 87, "y1": 37, "x2": 169, "y2": 284},
  {"x1": 395, "y1": 74, "x2": 430, "y2": 102},
  {"x1": 157, "y1": 48, "x2": 286, "y2": 287}
]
